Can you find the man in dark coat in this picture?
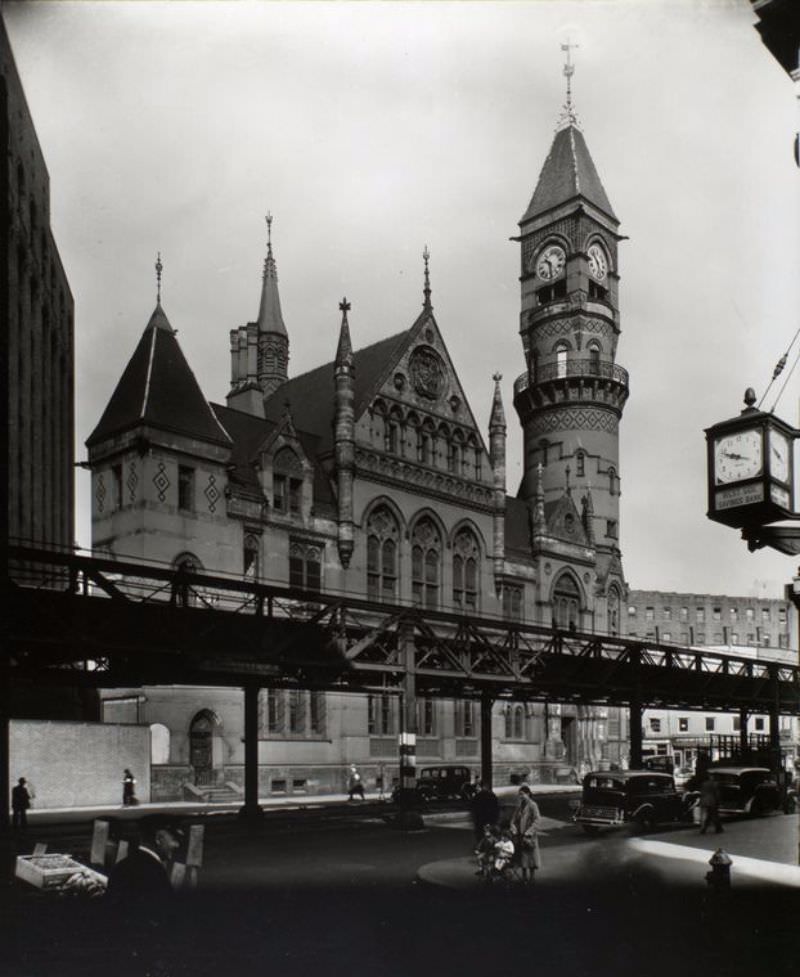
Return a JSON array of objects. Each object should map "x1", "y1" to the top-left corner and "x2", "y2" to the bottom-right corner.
[
  {"x1": 11, "y1": 777, "x2": 31, "y2": 830},
  {"x1": 107, "y1": 817, "x2": 178, "y2": 908},
  {"x1": 699, "y1": 775, "x2": 723, "y2": 834},
  {"x1": 470, "y1": 781, "x2": 500, "y2": 841}
]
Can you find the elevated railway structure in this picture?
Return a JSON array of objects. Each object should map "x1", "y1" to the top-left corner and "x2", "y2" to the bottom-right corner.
[{"x1": 3, "y1": 545, "x2": 800, "y2": 825}]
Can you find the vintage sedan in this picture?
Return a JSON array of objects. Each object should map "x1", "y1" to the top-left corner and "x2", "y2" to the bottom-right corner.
[
  {"x1": 391, "y1": 765, "x2": 476, "y2": 804},
  {"x1": 687, "y1": 767, "x2": 783, "y2": 817},
  {"x1": 573, "y1": 770, "x2": 690, "y2": 833}
]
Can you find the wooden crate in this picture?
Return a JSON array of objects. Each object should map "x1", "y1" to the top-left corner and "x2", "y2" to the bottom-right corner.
[{"x1": 15, "y1": 854, "x2": 84, "y2": 890}]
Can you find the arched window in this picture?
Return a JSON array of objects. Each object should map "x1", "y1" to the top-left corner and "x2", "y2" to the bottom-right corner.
[
  {"x1": 449, "y1": 431, "x2": 463, "y2": 474},
  {"x1": 453, "y1": 527, "x2": 480, "y2": 611},
  {"x1": 539, "y1": 439, "x2": 549, "y2": 467},
  {"x1": 371, "y1": 402, "x2": 386, "y2": 449},
  {"x1": 513, "y1": 705, "x2": 524, "y2": 739},
  {"x1": 555, "y1": 342, "x2": 569, "y2": 378},
  {"x1": 189, "y1": 709, "x2": 220, "y2": 787},
  {"x1": 412, "y1": 517, "x2": 441, "y2": 609},
  {"x1": 172, "y1": 553, "x2": 202, "y2": 607},
  {"x1": 504, "y1": 706, "x2": 513, "y2": 739},
  {"x1": 588, "y1": 342, "x2": 601, "y2": 375},
  {"x1": 273, "y1": 446, "x2": 303, "y2": 515},
  {"x1": 289, "y1": 542, "x2": 321, "y2": 591},
  {"x1": 608, "y1": 467, "x2": 617, "y2": 496},
  {"x1": 366, "y1": 505, "x2": 399, "y2": 602},
  {"x1": 553, "y1": 573, "x2": 581, "y2": 630},
  {"x1": 243, "y1": 533, "x2": 260, "y2": 578},
  {"x1": 576, "y1": 451, "x2": 585, "y2": 477},
  {"x1": 150, "y1": 723, "x2": 170, "y2": 765},
  {"x1": 608, "y1": 587, "x2": 620, "y2": 636}
]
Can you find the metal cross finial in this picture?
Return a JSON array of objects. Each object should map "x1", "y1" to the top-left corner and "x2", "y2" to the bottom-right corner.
[
  {"x1": 265, "y1": 212, "x2": 273, "y2": 251},
  {"x1": 558, "y1": 39, "x2": 580, "y2": 128},
  {"x1": 339, "y1": 297, "x2": 351, "y2": 315},
  {"x1": 155, "y1": 252, "x2": 163, "y2": 304},
  {"x1": 492, "y1": 371, "x2": 503, "y2": 384},
  {"x1": 422, "y1": 245, "x2": 432, "y2": 310}
]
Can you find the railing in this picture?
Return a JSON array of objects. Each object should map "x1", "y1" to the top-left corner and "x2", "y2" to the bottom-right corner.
[{"x1": 514, "y1": 359, "x2": 629, "y2": 396}]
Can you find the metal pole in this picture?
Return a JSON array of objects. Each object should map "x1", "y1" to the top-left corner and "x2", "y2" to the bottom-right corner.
[
  {"x1": 739, "y1": 707, "x2": 748, "y2": 758},
  {"x1": 398, "y1": 618, "x2": 417, "y2": 805},
  {"x1": 769, "y1": 664, "x2": 781, "y2": 773},
  {"x1": 629, "y1": 648, "x2": 643, "y2": 769},
  {"x1": 239, "y1": 683, "x2": 263, "y2": 819},
  {"x1": 480, "y1": 692, "x2": 494, "y2": 787},
  {"x1": 0, "y1": 658, "x2": 9, "y2": 831}
]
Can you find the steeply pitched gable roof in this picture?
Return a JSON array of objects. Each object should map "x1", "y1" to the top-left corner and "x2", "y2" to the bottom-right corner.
[
  {"x1": 520, "y1": 125, "x2": 616, "y2": 225},
  {"x1": 86, "y1": 304, "x2": 231, "y2": 448},
  {"x1": 261, "y1": 330, "x2": 409, "y2": 453}
]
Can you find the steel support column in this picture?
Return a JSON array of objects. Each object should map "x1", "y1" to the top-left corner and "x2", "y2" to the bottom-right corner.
[
  {"x1": 239, "y1": 683, "x2": 263, "y2": 819},
  {"x1": 739, "y1": 707, "x2": 749, "y2": 757},
  {"x1": 0, "y1": 658, "x2": 8, "y2": 831},
  {"x1": 629, "y1": 650, "x2": 643, "y2": 769},
  {"x1": 769, "y1": 665, "x2": 782, "y2": 772},
  {"x1": 480, "y1": 692, "x2": 494, "y2": 787},
  {"x1": 397, "y1": 619, "x2": 417, "y2": 806}
]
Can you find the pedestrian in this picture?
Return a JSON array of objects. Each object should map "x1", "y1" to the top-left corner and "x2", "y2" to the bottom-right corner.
[
  {"x1": 509, "y1": 784, "x2": 542, "y2": 884},
  {"x1": 122, "y1": 768, "x2": 137, "y2": 806},
  {"x1": 107, "y1": 816, "x2": 178, "y2": 907},
  {"x1": 699, "y1": 774, "x2": 723, "y2": 834},
  {"x1": 470, "y1": 779, "x2": 500, "y2": 842},
  {"x1": 11, "y1": 777, "x2": 31, "y2": 830},
  {"x1": 347, "y1": 763, "x2": 365, "y2": 801}
]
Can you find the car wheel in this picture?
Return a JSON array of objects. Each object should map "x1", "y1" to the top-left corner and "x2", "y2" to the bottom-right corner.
[{"x1": 636, "y1": 811, "x2": 656, "y2": 833}]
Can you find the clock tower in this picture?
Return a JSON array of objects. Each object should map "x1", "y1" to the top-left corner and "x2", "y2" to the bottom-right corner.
[{"x1": 513, "y1": 50, "x2": 629, "y2": 630}]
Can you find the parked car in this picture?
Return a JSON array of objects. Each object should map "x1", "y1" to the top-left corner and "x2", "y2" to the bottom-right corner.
[
  {"x1": 391, "y1": 765, "x2": 475, "y2": 804},
  {"x1": 685, "y1": 766, "x2": 783, "y2": 817},
  {"x1": 573, "y1": 770, "x2": 691, "y2": 833}
]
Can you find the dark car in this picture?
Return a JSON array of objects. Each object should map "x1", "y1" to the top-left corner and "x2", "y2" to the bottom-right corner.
[
  {"x1": 392, "y1": 765, "x2": 475, "y2": 804},
  {"x1": 573, "y1": 770, "x2": 690, "y2": 833},
  {"x1": 686, "y1": 766, "x2": 783, "y2": 817}
]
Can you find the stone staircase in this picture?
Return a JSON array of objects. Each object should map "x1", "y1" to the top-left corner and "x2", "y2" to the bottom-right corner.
[{"x1": 183, "y1": 781, "x2": 243, "y2": 804}]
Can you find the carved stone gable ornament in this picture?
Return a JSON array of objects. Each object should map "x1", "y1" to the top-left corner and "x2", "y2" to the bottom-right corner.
[{"x1": 409, "y1": 346, "x2": 445, "y2": 401}]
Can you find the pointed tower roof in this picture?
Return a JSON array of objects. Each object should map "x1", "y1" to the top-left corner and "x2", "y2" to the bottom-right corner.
[
  {"x1": 87, "y1": 300, "x2": 231, "y2": 448},
  {"x1": 256, "y1": 213, "x2": 287, "y2": 337},
  {"x1": 520, "y1": 124, "x2": 616, "y2": 225},
  {"x1": 489, "y1": 372, "x2": 506, "y2": 431},
  {"x1": 335, "y1": 297, "x2": 354, "y2": 369}
]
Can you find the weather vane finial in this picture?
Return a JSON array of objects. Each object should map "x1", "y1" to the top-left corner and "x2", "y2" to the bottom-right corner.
[
  {"x1": 422, "y1": 245, "x2": 432, "y2": 311},
  {"x1": 557, "y1": 39, "x2": 580, "y2": 130},
  {"x1": 155, "y1": 252, "x2": 163, "y2": 304}
]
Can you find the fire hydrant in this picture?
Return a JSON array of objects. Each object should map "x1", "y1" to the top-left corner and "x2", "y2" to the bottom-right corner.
[{"x1": 705, "y1": 848, "x2": 732, "y2": 891}]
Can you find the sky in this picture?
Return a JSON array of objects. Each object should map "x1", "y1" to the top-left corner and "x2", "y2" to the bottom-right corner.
[{"x1": 4, "y1": 0, "x2": 800, "y2": 599}]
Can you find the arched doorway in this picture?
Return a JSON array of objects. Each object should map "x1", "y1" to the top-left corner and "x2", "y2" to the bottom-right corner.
[
  {"x1": 553, "y1": 572, "x2": 582, "y2": 630},
  {"x1": 189, "y1": 709, "x2": 221, "y2": 786}
]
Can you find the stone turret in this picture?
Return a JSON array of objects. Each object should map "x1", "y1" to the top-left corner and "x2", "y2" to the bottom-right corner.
[
  {"x1": 333, "y1": 297, "x2": 355, "y2": 569},
  {"x1": 489, "y1": 372, "x2": 507, "y2": 589}
]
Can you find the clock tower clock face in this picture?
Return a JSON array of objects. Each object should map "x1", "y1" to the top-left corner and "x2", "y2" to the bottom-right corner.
[
  {"x1": 769, "y1": 429, "x2": 790, "y2": 483},
  {"x1": 535, "y1": 245, "x2": 566, "y2": 281},
  {"x1": 587, "y1": 244, "x2": 608, "y2": 282},
  {"x1": 714, "y1": 429, "x2": 763, "y2": 484}
]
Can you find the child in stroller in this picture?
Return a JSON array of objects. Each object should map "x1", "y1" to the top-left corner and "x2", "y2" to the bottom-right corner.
[
  {"x1": 490, "y1": 829, "x2": 516, "y2": 883},
  {"x1": 474, "y1": 824, "x2": 498, "y2": 878}
]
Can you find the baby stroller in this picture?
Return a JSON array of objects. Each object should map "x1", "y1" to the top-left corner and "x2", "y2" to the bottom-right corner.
[{"x1": 488, "y1": 833, "x2": 517, "y2": 884}]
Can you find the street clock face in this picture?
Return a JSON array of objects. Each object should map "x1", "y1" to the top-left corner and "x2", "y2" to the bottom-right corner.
[
  {"x1": 587, "y1": 244, "x2": 608, "y2": 282},
  {"x1": 535, "y1": 245, "x2": 566, "y2": 281},
  {"x1": 769, "y1": 429, "x2": 790, "y2": 483},
  {"x1": 713, "y1": 429, "x2": 763, "y2": 484}
]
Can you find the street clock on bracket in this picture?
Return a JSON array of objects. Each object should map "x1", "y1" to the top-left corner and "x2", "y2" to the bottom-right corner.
[{"x1": 705, "y1": 389, "x2": 796, "y2": 529}]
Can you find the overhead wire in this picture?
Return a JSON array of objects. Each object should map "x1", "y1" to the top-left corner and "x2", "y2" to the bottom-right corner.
[{"x1": 758, "y1": 319, "x2": 800, "y2": 412}]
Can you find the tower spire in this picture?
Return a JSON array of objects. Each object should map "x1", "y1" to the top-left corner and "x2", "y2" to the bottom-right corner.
[
  {"x1": 422, "y1": 245, "x2": 432, "y2": 312},
  {"x1": 155, "y1": 252, "x2": 163, "y2": 305},
  {"x1": 556, "y1": 39, "x2": 580, "y2": 130}
]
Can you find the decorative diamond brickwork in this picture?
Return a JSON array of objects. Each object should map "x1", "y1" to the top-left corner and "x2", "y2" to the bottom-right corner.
[
  {"x1": 96, "y1": 474, "x2": 106, "y2": 514},
  {"x1": 534, "y1": 408, "x2": 618, "y2": 434},
  {"x1": 153, "y1": 462, "x2": 170, "y2": 503},
  {"x1": 205, "y1": 474, "x2": 221, "y2": 513},
  {"x1": 126, "y1": 461, "x2": 138, "y2": 504}
]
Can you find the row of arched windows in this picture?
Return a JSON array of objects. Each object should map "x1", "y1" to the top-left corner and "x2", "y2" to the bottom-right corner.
[
  {"x1": 366, "y1": 503, "x2": 482, "y2": 611},
  {"x1": 370, "y1": 401, "x2": 483, "y2": 480}
]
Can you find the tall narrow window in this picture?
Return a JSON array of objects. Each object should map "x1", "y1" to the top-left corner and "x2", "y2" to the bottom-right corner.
[
  {"x1": 289, "y1": 543, "x2": 321, "y2": 591},
  {"x1": 503, "y1": 583, "x2": 523, "y2": 621},
  {"x1": 555, "y1": 344, "x2": 569, "y2": 378},
  {"x1": 366, "y1": 506, "x2": 399, "y2": 601},
  {"x1": 588, "y1": 343, "x2": 601, "y2": 375},
  {"x1": 553, "y1": 573, "x2": 581, "y2": 630},
  {"x1": 576, "y1": 452, "x2": 585, "y2": 477},
  {"x1": 112, "y1": 464, "x2": 123, "y2": 510},
  {"x1": 288, "y1": 690, "x2": 305, "y2": 734},
  {"x1": 453, "y1": 527, "x2": 480, "y2": 611},
  {"x1": 273, "y1": 448, "x2": 303, "y2": 514},
  {"x1": 243, "y1": 534, "x2": 260, "y2": 578},
  {"x1": 178, "y1": 466, "x2": 195, "y2": 511},
  {"x1": 412, "y1": 518, "x2": 441, "y2": 609},
  {"x1": 309, "y1": 692, "x2": 326, "y2": 735}
]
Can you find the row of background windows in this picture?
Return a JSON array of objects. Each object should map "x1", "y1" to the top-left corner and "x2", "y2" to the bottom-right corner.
[
  {"x1": 629, "y1": 630, "x2": 783, "y2": 648},
  {"x1": 648, "y1": 716, "x2": 766, "y2": 734},
  {"x1": 631, "y1": 604, "x2": 785, "y2": 624}
]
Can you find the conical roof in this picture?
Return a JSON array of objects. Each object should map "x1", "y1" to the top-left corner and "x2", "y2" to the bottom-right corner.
[
  {"x1": 520, "y1": 124, "x2": 616, "y2": 225},
  {"x1": 256, "y1": 243, "x2": 287, "y2": 337},
  {"x1": 86, "y1": 303, "x2": 231, "y2": 447}
]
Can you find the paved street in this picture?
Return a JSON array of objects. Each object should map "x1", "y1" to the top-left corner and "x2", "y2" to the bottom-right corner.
[{"x1": 1, "y1": 794, "x2": 799, "y2": 977}]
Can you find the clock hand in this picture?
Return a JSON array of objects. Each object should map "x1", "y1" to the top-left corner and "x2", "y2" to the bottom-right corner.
[{"x1": 722, "y1": 451, "x2": 745, "y2": 460}]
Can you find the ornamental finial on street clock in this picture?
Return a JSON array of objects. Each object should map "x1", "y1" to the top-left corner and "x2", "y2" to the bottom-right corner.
[{"x1": 557, "y1": 39, "x2": 581, "y2": 130}]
